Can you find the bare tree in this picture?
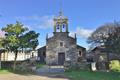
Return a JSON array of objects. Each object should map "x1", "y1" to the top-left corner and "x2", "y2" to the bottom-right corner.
[{"x1": 87, "y1": 21, "x2": 120, "y2": 55}]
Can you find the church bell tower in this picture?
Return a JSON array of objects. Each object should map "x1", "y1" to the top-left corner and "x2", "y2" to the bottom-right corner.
[{"x1": 53, "y1": 11, "x2": 68, "y2": 33}]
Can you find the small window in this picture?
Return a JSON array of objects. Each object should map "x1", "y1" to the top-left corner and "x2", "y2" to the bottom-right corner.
[
  {"x1": 79, "y1": 51, "x2": 82, "y2": 57},
  {"x1": 60, "y1": 42, "x2": 64, "y2": 47},
  {"x1": 43, "y1": 52, "x2": 46, "y2": 57}
]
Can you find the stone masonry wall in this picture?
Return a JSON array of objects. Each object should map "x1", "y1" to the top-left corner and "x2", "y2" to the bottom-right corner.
[{"x1": 46, "y1": 32, "x2": 79, "y2": 65}]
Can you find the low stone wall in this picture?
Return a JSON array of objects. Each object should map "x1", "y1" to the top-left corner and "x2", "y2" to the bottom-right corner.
[
  {"x1": 1, "y1": 60, "x2": 30, "y2": 69},
  {"x1": 64, "y1": 61, "x2": 90, "y2": 71},
  {"x1": 1, "y1": 61, "x2": 21, "y2": 69}
]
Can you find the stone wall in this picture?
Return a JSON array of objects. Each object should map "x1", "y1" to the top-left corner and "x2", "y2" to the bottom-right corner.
[{"x1": 46, "y1": 32, "x2": 85, "y2": 65}]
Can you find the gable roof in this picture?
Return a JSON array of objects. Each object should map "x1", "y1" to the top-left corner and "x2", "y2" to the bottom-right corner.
[
  {"x1": 38, "y1": 46, "x2": 46, "y2": 51},
  {"x1": 77, "y1": 45, "x2": 86, "y2": 50}
]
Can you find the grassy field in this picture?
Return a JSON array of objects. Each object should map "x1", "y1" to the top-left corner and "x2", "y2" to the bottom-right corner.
[
  {"x1": 65, "y1": 70, "x2": 120, "y2": 80},
  {"x1": 0, "y1": 69, "x2": 10, "y2": 74},
  {"x1": 36, "y1": 63, "x2": 45, "y2": 69}
]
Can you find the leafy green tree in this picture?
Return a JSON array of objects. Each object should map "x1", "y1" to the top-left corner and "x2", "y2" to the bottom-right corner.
[
  {"x1": 20, "y1": 31, "x2": 39, "y2": 51},
  {"x1": 1, "y1": 21, "x2": 39, "y2": 70},
  {"x1": 0, "y1": 37, "x2": 3, "y2": 48}
]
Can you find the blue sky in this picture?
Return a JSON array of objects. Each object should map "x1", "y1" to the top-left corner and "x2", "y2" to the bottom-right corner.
[{"x1": 0, "y1": 0, "x2": 120, "y2": 49}]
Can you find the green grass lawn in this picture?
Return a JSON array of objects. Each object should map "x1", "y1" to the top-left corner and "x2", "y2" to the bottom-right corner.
[
  {"x1": 0, "y1": 69, "x2": 10, "y2": 74},
  {"x1": 36, "y1": 63, "x2": 45, "y2": 69},
  {"x1": 64, "y1": 70, "x2": 120, "y2": 80}
]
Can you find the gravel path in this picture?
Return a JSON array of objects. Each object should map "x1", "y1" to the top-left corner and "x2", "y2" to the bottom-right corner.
[
  {"x1": 0, "y1": 73, "x2": 69, "y2": 80},
  {"x1": 0, "y1": 65, "x2": 69, "y2": 80}
]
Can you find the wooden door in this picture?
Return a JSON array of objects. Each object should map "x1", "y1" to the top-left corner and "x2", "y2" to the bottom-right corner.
[{"x1": 58, "y1": 53, "x2": 65, "y2": 65}]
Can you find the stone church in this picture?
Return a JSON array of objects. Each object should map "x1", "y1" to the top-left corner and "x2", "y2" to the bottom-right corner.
[{"x1": 38, "y1": 12, "x2": 86, "y2": 65}]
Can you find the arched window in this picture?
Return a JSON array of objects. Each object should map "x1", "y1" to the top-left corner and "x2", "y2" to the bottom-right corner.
[
  {"x1": 56, "y1": 24, "x2": 60, "y2": 32},
  {"x1": 62, "y1": 23, "x2": 66, "y2": 32}
]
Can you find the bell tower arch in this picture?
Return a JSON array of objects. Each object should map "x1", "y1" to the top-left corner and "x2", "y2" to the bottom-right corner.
[{"x1": 53, "y1": 11, "x2": 68, "y2": 33}]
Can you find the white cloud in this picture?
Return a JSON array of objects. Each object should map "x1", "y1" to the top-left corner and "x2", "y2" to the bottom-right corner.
[
  {"x1": 23, "y1": 25, "x2": 33, "y2": 30},
  {"x1": 16, "y1": 15, "x2": 94, "y2": 38},
  {"x1": 16, "y1": 15, "x2": 42, "y2": 21},
  {"x1": 69, "y1": 31, "x2": 76, "y2": 38},
  {"x1": 48, "y1": 33, "x2": 53, "y2": 38},
  {"x1": 16, "y1": 15, "x2": 54, "y2": 30},
  {"x1": 76, "y1": 27, "x2": 93, "y2": 38},
  {"x1": 70, "y1": 27, "x2": 94, "y2": 39},
  {"x1": 36, "y1": 16, "x2": 54, "y2": 29}
]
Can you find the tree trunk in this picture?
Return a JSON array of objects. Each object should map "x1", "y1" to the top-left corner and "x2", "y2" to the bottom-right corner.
[{"x1": 13, "y1": 51, "x2": 18, "y2": 70}]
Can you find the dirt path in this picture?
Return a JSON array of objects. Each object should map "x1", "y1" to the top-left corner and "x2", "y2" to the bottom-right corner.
[{"x1": 0, "y1": 73, "x2": 69, "y2": 80}]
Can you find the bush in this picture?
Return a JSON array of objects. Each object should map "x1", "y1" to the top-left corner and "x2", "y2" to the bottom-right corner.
[
  {"x1": 13, "y1": 60, "x2": 37, "y2": 73},
  {"x1": 109, "y1": 60, "x2": 120, "y2": 72}
]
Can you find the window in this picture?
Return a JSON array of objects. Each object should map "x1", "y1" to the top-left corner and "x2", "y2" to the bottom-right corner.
[
  {"x1": 60, "y1": 42, "x2": 64, "y2": 47},
  {"x1": 43, "y1": 52, "x2": 46, "y2": 57},
  {"x1": 79, "y1": 51, "x2": 82, "y2": 57}
]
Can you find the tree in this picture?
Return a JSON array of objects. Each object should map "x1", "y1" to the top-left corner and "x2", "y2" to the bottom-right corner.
[
  {"x1": 20, "y1": 31, "x2": 39, "y2": 51},
  {"x1": 87, "y1": 22, "x2": 120, "y2": 54},
  {"x1": 1, "y1": 21, "x2": 39, "y2": 70},
  {"x1": 87, "y1": 21, "x2": 120, "y2": 57},
  {"x1": 104, "y1": 22, "x2": 120, "y2": 54}
]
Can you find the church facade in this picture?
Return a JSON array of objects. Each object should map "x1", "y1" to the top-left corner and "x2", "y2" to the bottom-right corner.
[{"x1": 38, "y1": 12, "x2": 86, "y2": 65}]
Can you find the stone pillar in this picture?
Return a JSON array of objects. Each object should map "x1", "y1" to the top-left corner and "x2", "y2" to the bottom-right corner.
[
  {"x1": 54, "y1": 24, "x2": 56, "y2": 32},
  {"x1": 66, "y1": 24, "x2": 68, "y2": 32},
  {"x1": 60, "y1": 24, "x2": 62, "y2": 32}
]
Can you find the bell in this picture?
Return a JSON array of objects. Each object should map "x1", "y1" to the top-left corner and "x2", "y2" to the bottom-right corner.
[
  {"x1": 63, "y1": 24, "x2": 65, "y2": 28},
  {"x1": 63, "y1": 25, "x2": 65, "y2": 28},
  {"x1": 57, "y1": 27, "x2": 59, "y2": 29}
]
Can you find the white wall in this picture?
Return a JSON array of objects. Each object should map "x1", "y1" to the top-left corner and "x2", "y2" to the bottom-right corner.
[{"x1": 1, "y1": 51, "x2": 38, "y2": 61}]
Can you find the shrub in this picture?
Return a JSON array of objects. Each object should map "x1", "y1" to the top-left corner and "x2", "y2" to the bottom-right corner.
[{"x1": 109, "y1": 60, "x2": 120, "y2": 72}]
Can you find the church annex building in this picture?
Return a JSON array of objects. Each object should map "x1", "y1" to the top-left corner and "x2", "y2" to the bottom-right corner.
[{"x1": 38, "y1": 12, "x2": 86, "y2": 65}]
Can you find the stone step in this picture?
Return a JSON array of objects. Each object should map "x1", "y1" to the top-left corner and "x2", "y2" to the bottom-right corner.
[{"x1": 36, "y1": 65, "x2": 65, "y2": 74}]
